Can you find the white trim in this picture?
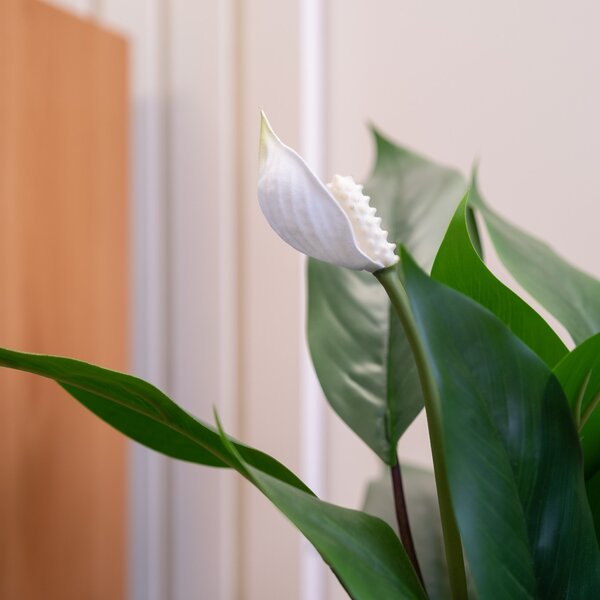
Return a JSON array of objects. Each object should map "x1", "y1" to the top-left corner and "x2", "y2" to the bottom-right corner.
[
  {"x1": 164, "y1": 3, "x2": 240, "y2": 598},
  {"x1": 216, "y1": 1, "x2": 239, "y2": 599},
  {"x1": 300, "y1": 0, "x2": 326, "y2": 178},
  {"x1": 299, "y1": 0, "x2": 328, "y2": 598},
  {"x1": 129, "y1": 2, "x2": 171, "y2": 599}
]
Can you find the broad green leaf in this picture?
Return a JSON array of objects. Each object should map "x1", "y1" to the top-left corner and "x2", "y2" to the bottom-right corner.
[
  {"x1": 215, "y1": 418, "x2": 428, "y2": 600},
  {"x1": 553, "y1": 333, "x2": 600, "y2": 480},
  {"x1": 308, "y1": 265, "x2": 417, "y2": 464},
  {"x1": 0, "y1": 347, "x2": 310, "y2": 493},
  {"x1": 308, "y1": 130, "x2": 467, "y2": 463},
  {"x1": 432, "y1": 196, "x2": 567, "y2": 367},
  {"x1": 403, "y1": 250, "x2": 600, "y2": 599},
  {"x1": 587, "y1": 470, "x2": 600, "y2": 543},
  {"x1": 363, "y1": 465, "x2": 451, "y2": 600},
  {"x1": 470, "y1": 174, "x2": 600, "y2": 345}
]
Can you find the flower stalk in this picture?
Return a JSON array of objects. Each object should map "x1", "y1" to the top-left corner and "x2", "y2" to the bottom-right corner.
[
  {"x1": 257, "y1": 112, "x2": 467, "y2": 596},
  {"x1": 375, "y1": 266, "x2": 468, "y2": 600},
  {"x1": 391, "y1": 456, "x2": 424, "y2": 587}
]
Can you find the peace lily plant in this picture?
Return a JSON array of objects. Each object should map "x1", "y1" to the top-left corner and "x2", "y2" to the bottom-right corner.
[{"x1": 2, "y1": 112, "x2": 600, "y2": 599}]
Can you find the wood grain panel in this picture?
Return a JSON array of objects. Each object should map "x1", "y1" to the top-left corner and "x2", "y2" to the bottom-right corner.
[{"x1": 0, "y1": 1, "x2": 128, "y2": 598}]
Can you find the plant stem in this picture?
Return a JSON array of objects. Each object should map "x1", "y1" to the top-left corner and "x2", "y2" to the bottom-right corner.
[
  {"x1": 574, "y1": 371, "x2": 591, "y2": 430},
  {"x1": 375, "y1": 267, "x2": 468, "y2": 600},
  {"x1": 580, "y1": 389, "x2": 600, "y2": 431},
  {"x1": 391, "y1": 456, "x2": 424, "y2": 587}
]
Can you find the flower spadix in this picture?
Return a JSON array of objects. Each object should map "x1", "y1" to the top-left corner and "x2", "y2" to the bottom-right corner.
[{"x1": 257, "y1": 112, "x2": 398, "y2": 272}]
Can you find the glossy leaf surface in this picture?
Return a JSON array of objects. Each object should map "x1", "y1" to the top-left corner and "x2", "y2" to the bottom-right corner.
[
  {"x1": 403, "y1": 251, "x2": 600, "y2": 599},
  {"x1": 217, "y1": 420, "x2": 427, "y2": 600},
  {"x1": 470, "y1": 175, "x2": 600, "y2": 345},
  {"x1": 554, "y1": 333, "x2": 600, "y2": 480},
  {"x1": 0, "y1": 347, "x2": 310, "y2": 492},
  {"x1": 308, "y1": 131, "x2": 466, "y2": 463},
  {"x1": 432, "y1": 196, "x2": 567, "y2": 367}
]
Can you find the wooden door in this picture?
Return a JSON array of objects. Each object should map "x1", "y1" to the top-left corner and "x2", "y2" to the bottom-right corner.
[{"x1": 0, "y1": 1, "x2": 128, "y2": 598}]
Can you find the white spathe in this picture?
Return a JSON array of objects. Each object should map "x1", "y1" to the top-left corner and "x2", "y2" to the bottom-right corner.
[{"x1": 257, "y1": 112, "x2": 398, "y2": 272}]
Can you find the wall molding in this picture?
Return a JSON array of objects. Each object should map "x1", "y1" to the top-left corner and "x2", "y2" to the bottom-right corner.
[{"x1": 298, "y1": 0, "x2": 328, "y2": 599}]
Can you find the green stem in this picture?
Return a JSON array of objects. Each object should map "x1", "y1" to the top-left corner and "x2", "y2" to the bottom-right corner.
[
  {"x1": 574, "y1": 371, "x2": 591, "y2": 430},
  {"x1": 375, "y1": 267, "x2": 468, "y2": 600},
  {"x1": 580, "y1": 388, "x2": 600, "y2": 431}
]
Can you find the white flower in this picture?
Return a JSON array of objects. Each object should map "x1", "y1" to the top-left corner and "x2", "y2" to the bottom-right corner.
[{"x1": 257, "y1": 112, "x2": 398, "y2": 272}]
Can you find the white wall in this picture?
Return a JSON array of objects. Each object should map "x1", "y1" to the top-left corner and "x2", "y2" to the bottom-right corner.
[{"x1": 42, "y1": 1, "x2": 600, "y2": 599}]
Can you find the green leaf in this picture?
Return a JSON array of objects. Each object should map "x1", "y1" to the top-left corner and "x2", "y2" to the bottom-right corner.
[
  {"x1": 363, "y1": 466, "x2": 479, "y2": 600},
  {"x1": 470, "y1": 173, "x2": 600, "y2": 345},
  {"x1": 586, "y1": 469, "x2": 600, "y2": 543},
  {"x1": 0, "y1": 346, "x2": 429, "y2": 599},
  {"x1": 402, "y1": 250, "x2": 600, "y2": 599},
  {"x1": 308, "y1": 130, "x2": 467, "y2": 464},
  {"x1": 550, "y1": 335, "x2": 600, "y2": 548},
  {"x1": 363, "y1": 465, "x2": 451, "y2": 600},
  {"x1": 214, "y1": 415, "x2": 428, "y2": 600},
  {"x1": 0, "y1": 347, "x2": 310, "y2": 493},
  {"x1": 432, "y1": 196, "x2": 567, "y2": 367},
  {"x1": 553, "y1": 333, "x2": 600, "y2": 480}
]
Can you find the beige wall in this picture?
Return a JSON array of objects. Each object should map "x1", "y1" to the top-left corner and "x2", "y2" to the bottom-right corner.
[{"x1": 42, "y1": 1, "x2": 600, "y2": 599}]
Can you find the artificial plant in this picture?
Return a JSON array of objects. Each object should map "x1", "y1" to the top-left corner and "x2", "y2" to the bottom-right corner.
[{"x1": 1, "y1": 112, "x2": 600, "y2": 599}]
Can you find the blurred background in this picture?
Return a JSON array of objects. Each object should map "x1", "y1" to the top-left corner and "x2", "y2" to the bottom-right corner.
[{"x1": 1, "y1": 0, "x2": 599, "y2": 599}]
